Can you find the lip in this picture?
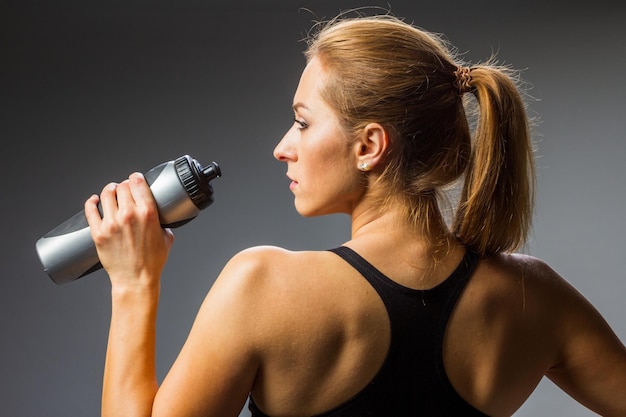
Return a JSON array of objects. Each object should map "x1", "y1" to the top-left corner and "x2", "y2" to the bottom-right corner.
[{"x1": 287, "y1": 174, "x2": 298, "y2": 190}]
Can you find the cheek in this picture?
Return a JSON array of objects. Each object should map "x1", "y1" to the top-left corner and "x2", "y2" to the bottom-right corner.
[{"x1": 318, "y1": 151, "x2": 361, "y2": 196}]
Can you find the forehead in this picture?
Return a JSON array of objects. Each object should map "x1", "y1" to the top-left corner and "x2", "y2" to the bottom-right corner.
[{"x1": 293, "y1": 57, "x2": 328, "y2": 109}]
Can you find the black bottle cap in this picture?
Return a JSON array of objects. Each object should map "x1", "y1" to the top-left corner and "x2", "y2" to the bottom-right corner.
[{"x1": 174, "y1": 155, "x2": 221, "y2": 210}]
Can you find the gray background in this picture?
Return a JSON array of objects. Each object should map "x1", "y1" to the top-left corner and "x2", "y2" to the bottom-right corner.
[{"x1": 2, "y1": 1, "x2": 625, "y2": 416}]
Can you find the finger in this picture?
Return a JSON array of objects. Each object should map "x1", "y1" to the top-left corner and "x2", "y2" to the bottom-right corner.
[
  {"x1": 128, "y1": 172, "x2": 156, "y2": 208},
  {"x1": 84, "y1": 194, "x2": 102, "y2": 228},
  {"x1": 99, "y1": 182, "x2": 119, "y2": 218},
  {"x1": 114, "y1": 179, "x2": 133, "y2": 210}
]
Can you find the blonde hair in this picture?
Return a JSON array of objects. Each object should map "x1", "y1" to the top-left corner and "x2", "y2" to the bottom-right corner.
[{"x1": 305, "y1": 14, "x2": 535, "y2": 257}]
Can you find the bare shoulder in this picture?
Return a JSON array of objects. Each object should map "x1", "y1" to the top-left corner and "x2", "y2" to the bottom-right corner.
[
  {"x1": 470, "y1": 252, "x2": 600, "y2": 327},
  {"x1": 212, "y1": 245, "x2": 345, "y2": 314},
  {"x1": 215, "y1": 244, "x2": 385, "y2": 329},
  {"x1": 458, "y1": 252, "x2": 571, "y2": 336},
  {"x1": 478, "y1": 251, "x2": 560, "y2": 282},
  {"x1": 232, "y1": 245, "x2": 327, "y2": 263},
  {"x1": 473, "y1": 252, "x2": 579, "y2": 304},
  {"x1": 219, "y1": 245, "x2": 336, "y2": 286},
  {"x1": 218, "y1": 245, "x2": 291, "y2": 282},
  {"x1": 198, "y1": 246, "x2": 344, "y2": 352}
]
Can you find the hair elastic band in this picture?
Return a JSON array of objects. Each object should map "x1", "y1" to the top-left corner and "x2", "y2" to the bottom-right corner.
[{"x1": 454, "y1": 66, "x2": 474, "y2": 95}]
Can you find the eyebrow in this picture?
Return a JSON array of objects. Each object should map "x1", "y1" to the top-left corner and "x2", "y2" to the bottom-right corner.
[{"x1": 292, "y1": 102, "x2": 309, "y2": 112}]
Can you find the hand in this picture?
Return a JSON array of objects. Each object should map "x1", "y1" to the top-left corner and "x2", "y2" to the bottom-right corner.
[{"x1": 84, "y1": 172, "x2": 174, "y2": 291}]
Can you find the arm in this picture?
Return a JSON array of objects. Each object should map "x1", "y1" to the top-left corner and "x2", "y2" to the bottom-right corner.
[
  {"x1": 543, "y1": 265, "x2": 626, "y2": 416},
  {"x1": 103, "y1": 279, "x2": 161, "y2": 417},
  {"x1": 152, "y1": 251, "x2": 262, "y2": 417},
  {"x1": 85, "y1": 173, "x2": 173, "y2": 417},
  {"x1": 85, "y1": 173, "x2": 260, "y2": 417}
]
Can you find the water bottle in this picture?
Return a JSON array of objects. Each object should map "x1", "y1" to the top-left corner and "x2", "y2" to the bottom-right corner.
[{"x1": 35, "y1": 155, "x2": 221, "y2": 285}]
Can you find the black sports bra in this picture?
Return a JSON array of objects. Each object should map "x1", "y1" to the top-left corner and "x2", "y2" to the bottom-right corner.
[{"x1": 249, "y1": 246, "x2": 488, "y2": 416}]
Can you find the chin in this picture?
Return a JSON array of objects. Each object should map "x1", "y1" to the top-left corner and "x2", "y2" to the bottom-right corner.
[
  {"x1": 295, "y1": 208, "x2": 321, "y2": 218},
  {"x1": 294, "y1": 195, "x2": 350, "y2": 217},
  {"x1": 295, "y1": 203, "x2": 341, "y2": 218},
  {"x1": 294, "y1": 201, "x2": 325, "y2": 218}
]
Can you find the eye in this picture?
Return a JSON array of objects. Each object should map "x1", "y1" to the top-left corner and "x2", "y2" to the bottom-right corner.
[{"x1": 294, "y1": 118, "x2": 308, "y2": 130}]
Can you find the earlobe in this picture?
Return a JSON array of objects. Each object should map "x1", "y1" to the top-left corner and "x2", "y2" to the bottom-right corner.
[{"x1": 355, "y1": 123, "x2": 389, "y2": 170}]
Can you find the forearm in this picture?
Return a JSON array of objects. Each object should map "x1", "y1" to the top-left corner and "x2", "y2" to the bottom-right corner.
[{"x1": 102, "y1": 285, "x2": 160, "y2": 417}]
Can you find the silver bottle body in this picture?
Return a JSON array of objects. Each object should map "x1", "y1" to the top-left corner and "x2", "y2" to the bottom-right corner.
[{"x1": 36, "y1": 159, "x2": 207, "y2": 284}]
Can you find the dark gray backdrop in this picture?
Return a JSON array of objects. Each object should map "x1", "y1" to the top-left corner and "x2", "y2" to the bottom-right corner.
[{"x1": 2, "y1": 1, "x2": 624, "y2": 416}]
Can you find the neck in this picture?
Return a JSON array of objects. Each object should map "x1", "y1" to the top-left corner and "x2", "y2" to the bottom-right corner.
[
  {"x1": 350, "y1": 197, "x2": 455, "y2": 258},
  {"x1": 346, "y1": 199, "x2": 465, "y2": 288}
]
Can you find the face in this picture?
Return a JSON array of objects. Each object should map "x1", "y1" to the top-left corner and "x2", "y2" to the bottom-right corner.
[{"x1": 274, "y1": 57, "x2": 364, "y2": 217}]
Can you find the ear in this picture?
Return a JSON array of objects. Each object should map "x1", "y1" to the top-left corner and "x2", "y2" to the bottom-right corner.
[{"x1": 353, "y1": 122, "x2": 389, "y2": 170}]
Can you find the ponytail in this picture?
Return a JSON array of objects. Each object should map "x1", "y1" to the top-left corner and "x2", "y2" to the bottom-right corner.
[{"x1": 453, "y1": 64, "x2": 535, "y2": 256}]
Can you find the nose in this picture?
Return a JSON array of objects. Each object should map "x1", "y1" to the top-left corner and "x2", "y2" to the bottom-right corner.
[{"x1": 273, "y1": 128, "x2": 296, "y2": 162}]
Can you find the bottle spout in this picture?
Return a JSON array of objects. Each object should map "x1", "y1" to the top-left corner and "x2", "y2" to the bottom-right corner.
[{"x1": 202, "y1": 162, "x2": 221, "y2": 181}]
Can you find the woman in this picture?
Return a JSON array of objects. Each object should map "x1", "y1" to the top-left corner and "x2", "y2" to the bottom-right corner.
[{"x1": 85, "y1": 14, "x2": 626, "y2": 417}]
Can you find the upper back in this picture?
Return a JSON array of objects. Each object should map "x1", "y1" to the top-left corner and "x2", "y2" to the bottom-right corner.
[{"x1": 242, "y1": 246, "x2": 567, "y2": 416}]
